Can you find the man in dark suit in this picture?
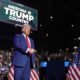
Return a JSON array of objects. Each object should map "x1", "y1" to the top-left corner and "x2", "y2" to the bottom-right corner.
[{"x1": 12, "y1": 23, "x2": 36, "y2": 80}]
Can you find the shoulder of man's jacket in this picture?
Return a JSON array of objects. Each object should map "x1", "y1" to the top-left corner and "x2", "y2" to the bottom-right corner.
[{"x1": 14, "y1": 34, "x2": 21, "y2": 37}]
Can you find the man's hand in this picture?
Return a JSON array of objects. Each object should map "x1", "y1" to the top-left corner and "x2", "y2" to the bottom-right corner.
[{"x1": 28, "y1": 48, "x2": 36, "y2": 54}]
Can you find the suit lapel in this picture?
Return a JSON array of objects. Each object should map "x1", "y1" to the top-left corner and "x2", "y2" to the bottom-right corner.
[
  {"x1": 21, "y1": 34, "x2": 33, "y2": 48},
  {"x1": 21, "y1": 34, "x2": 27, "y2": 47}
]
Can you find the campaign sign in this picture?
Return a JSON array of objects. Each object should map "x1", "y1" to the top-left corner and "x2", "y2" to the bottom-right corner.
[{"x1": 0, "y1": 0, "x2": 38, "y2": 30}]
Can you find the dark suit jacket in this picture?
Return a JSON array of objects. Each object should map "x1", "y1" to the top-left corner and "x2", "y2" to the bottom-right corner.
[{"x1": 12, "y1": 34, "x2": 35, "y2": 67}]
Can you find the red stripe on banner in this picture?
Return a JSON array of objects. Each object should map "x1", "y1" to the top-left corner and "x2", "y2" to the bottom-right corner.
[
  {"x1": 8, "y1": 66, "x2": 39, "y2": 80},
  {"x1": 31, "y1": 71, "x2": 36, "y2": 80},
  {"x1": 72, "y1": 64, "x2": 80, "y2": 79},
  {"x1": 32, "y1": 69, "x2": 38, "y2": 80},
  {"x1": 10, "y1": 67, "x2": 14, "y2": 77},
  {"x1": 8, "y1": 74, "x2": 12, "y2": 80},
  {"x1": 30, "y1": 69, "x2": 39, "y2": 80},
  {"x1": 79, "y1": 67, "x2": 80, "y2": 71},
  {"x1": 30, "y1": 73, "x2": 35, "y2": 80},
  {"x1": 8, "y1": 66, "x2": 14, "y2": 80},
  {"x1": 69, "y1": 66, "x2": 76, "y2": 80},
  {"x1": 68, "y1": 64, "x2": 80, "y2": 80}
]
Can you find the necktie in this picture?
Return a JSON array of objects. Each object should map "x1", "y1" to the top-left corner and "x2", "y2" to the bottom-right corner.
[
  {"x1": 26, "y1": 36, "x2": 33, "y2": 68},
  {"x1": 26, "y1": 36, "x2": 31, "y2": 48}
]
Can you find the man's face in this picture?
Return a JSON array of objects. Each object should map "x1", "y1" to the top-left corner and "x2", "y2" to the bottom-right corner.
[{"x1": 22, "y1": 24, "x2": 31, "y2": 36}]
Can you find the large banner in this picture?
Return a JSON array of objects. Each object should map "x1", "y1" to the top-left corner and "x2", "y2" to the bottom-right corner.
[{"x1": 0, "y1": 0, "x2": 38, "y2": 30}]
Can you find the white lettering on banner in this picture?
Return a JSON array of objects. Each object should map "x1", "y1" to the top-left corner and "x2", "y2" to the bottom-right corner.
[
  {"x1": 4, "y1": 4, "x2": 34, "y2": 24},
  {"x1": 4, "y1": 7, "x2": 10, "y2": 14},
  {"x1": 9, "y1": 16, "x2": 29, "y2": 24},
  {"x1": 8, "y1": 5, "x2": 26, "y2": 13}
]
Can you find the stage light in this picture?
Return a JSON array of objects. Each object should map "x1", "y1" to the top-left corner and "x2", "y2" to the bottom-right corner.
[
  {"x1": 45, "y1": 33, "x2": 48, "y2": 37},
  {"x1": 71, "y1": 24, "x2": 74, "y2": 27},
  {"x1": 73, "y1": 46, "x2": 77, "y2": 49},
  {"x1": 50, "y1": 16, "x2": 53, "y2": 19},
  {"x1": 59, "y1": 49, "x2": 62, "y2": 52},
  {"x1": 40, "y1": 24, "x2": 42, "y2": 27},
  {"x1": 78, "y1": 37, "x2": 80, "y2": 40}
]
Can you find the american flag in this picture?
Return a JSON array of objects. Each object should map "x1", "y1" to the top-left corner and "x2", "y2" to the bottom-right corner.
[
  {"x1": 8, "y1": 66, "x2": 39, "y2": 80},
  {"x1": 8, "y1": 66, "x2": 14, "y2": 80},
  {"x1": 66, "y1": 53, "x2": 80, "y2": 80},
  {"x1": 30, "y1": 69, "x2": 39, "y2": 80}
]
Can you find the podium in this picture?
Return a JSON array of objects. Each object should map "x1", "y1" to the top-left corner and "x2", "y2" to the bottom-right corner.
[{"x1": 46, "y1": 60, "x2": 65, "y2": 80}]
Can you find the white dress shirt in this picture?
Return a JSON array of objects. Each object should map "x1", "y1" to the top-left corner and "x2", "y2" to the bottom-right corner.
[{"x1": 23, "y1": 33, "x2": 31, "y2": 53}]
